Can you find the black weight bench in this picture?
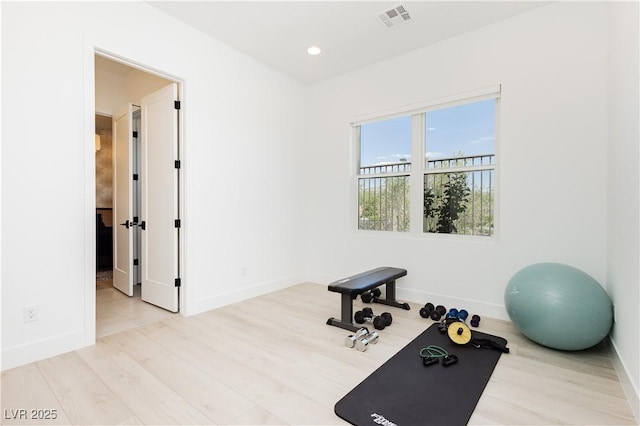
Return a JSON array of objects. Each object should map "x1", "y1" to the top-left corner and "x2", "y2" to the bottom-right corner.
[{"x1": 326, "y1": 267, "x2": 410, "y2": 332}]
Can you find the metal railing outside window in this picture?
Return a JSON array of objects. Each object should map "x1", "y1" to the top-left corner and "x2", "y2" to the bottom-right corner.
[
  {"x1": 423, "y1": 154, "x2": 495, "y2": 236},
  {"x1": 358, "y1": 163, "x2": 410, "y2": 232}
]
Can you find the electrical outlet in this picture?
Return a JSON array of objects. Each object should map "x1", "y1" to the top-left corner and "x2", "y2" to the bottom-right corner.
[{"x1": 23, "y1": 305, "x2": 39, "y2": 323}]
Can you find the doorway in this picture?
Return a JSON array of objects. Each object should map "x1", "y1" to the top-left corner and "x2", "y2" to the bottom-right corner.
[
  {"x1": 94, "y1": 53, "x2": 182, "y2": 337},
  {"x1": 95, "y1": 113, "x2": 114, "y2": 273}
]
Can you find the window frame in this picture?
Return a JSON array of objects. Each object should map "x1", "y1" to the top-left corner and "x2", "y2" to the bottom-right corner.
[{"x1": 352, "y1": 86, "x2": 501, "y2": 239}]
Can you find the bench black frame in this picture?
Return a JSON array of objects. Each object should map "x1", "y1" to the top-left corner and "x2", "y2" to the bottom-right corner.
[{"x1": 326, "y1": 267, "x2": 410, "y2": 332}]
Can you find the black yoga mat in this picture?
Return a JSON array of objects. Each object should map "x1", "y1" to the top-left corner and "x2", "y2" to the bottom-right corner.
[{"x1": 335, "y1": 323, "x2": 507, "y2": 426}]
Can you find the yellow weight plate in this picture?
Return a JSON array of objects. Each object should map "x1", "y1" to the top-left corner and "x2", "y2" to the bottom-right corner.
[{"x1": 447, "y1": 321, "x2": 472, "y2": 345}]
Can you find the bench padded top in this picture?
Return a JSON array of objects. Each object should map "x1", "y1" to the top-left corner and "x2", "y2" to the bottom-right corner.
[{"x1": 328, "y1": 267, "x2": 407, "y2": 295}]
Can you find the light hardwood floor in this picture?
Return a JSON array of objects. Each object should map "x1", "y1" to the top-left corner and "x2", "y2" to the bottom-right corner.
[
  {"x1": 95, "y1": 280, "x2": 176, "y2": 338},
  {"x1": 1, "y1": 282, "x2": 636, "y2": 425}
]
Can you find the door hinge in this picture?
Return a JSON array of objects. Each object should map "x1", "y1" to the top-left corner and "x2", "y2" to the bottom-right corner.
[
  {"x1": 175, "y1": 219, "x2": 181, "y2": 228},
  {"x1": 174, "y1": 100, "x2": 181, "y2": 110},
  {"x1": 175, "y1": 278, "x2": 181, "y2": 287},
  {"x1": 133, "y1": 174, "x2": 139, "y2": 181},
  {"x1": 174, "y1": 160, "x2": 181, "y2": 169},
  {"x1": 133, "y1": 259, "x2": 139, "y2": 266},
  {"x1": 132, "y1": 131, "x2": 138, "y2": 138}
]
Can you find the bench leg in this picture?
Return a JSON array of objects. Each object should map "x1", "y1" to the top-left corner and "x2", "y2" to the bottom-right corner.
[
  {"x1": 373, "y1": 280, "x2": 411, "y2": 310},
  {"x1": 326, "y1": 294, "x2": 362, "y2": 332}
]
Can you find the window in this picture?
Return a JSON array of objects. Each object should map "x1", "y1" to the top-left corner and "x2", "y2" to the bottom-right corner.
[
  {"x1": 423, "y1": 99, "x2": 497, "y2": 236},
  {"x1": 357, "y1": 116, "x2": 411, "y2": 232},
  {"x1": 355, "y1": 89, "x2": 499, "y2": 236}
]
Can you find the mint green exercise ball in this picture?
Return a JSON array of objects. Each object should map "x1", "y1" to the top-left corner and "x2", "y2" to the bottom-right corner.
[{"x1": 504, "y1": 263, "x2": 613, "y2": 351}]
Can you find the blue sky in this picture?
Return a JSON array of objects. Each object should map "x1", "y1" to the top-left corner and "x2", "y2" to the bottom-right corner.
[{"x1": 360, "y1": 99, "x2": 495, "y2": 167}]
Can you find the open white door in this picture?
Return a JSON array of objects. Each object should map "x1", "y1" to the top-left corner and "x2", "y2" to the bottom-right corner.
[
  {"x1": 140, "y1": 83, "x2": 179, "y2": 312},
  {"x1": 112, "y1": 104, "x2": 134, "y2": 296}
]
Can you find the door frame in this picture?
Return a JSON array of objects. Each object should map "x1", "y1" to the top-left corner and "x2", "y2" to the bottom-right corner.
[{"x1": 84, "y1": 45, "x2": 186, "y2": 345}]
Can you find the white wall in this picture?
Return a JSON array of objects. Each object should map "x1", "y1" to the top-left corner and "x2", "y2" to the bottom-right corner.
[
  {"x1": 607, "y1": 1, "x2": 640, "y2": 417},
  {"x1": 304, "y1": 2, "x2": 609, "y2": 319},
  {"x1": 1, "y1": 1, "x2": 306, "y2": 369}
]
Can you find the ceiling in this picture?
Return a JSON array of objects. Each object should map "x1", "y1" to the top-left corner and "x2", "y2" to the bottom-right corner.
[
  {"x1": 95, "y1": 54, "x2": 132, "y2": 76},
  {"x1": 147, "y1": 1, "x2": 548, "y2": 85}
]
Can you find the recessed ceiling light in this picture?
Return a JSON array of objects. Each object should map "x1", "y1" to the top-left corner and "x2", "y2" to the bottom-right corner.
[{"x1": 307, "y1": 46, "x2": 322, "y2": 56}]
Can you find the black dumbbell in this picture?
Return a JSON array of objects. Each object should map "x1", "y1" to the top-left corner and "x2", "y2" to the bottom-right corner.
[
  {"x1": 361, "y1": 288, "x2": 382, "y2": 303},
  {"x1": 470, "y1": 314, "x2": 481, "y2": 327},
  {"x1": 354, "y1": 307, "x2": 392, "y2": 330},
  {"x1": 419, "y1": 302, "x2": 435, "y2": 318},
  {"x1": 355, "y1": 307, "x2": 392, "y2": 330},
  {"x1": 419, "y1": 303, "x2": 446, "y2": 320},
  {"x1": 433, "y1": 305, "x2": 447, "y2": 320},
  {"x1": 430, "y1": 305, "x2": 447, "y2": 321}
]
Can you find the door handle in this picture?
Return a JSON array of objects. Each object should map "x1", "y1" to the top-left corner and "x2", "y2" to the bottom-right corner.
[{"x1": 119, "y1": 220, "x2": 130, "y2": 229}]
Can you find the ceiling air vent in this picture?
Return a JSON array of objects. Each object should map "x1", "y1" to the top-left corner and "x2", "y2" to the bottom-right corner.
[{"x1": 377, "y1": 5, "x2": 411, "y2": 28}]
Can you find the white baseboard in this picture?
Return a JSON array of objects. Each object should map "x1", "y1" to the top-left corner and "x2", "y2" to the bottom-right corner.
[
  {"x1": 395, "y1": 286, "x2": 510, "y2": 321},
  {"x1": 609, "y1": 338, "x2": 640, "y2": 423},
  {"x1": 304, "y1": 273, "x2": 334, "y2": 287},
  {"x1": 190, "y1": 273, "x2": 307, "y2": 316},
  {"x1": 1, "y1": 329, "x2": 86, "y2": 371}
]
